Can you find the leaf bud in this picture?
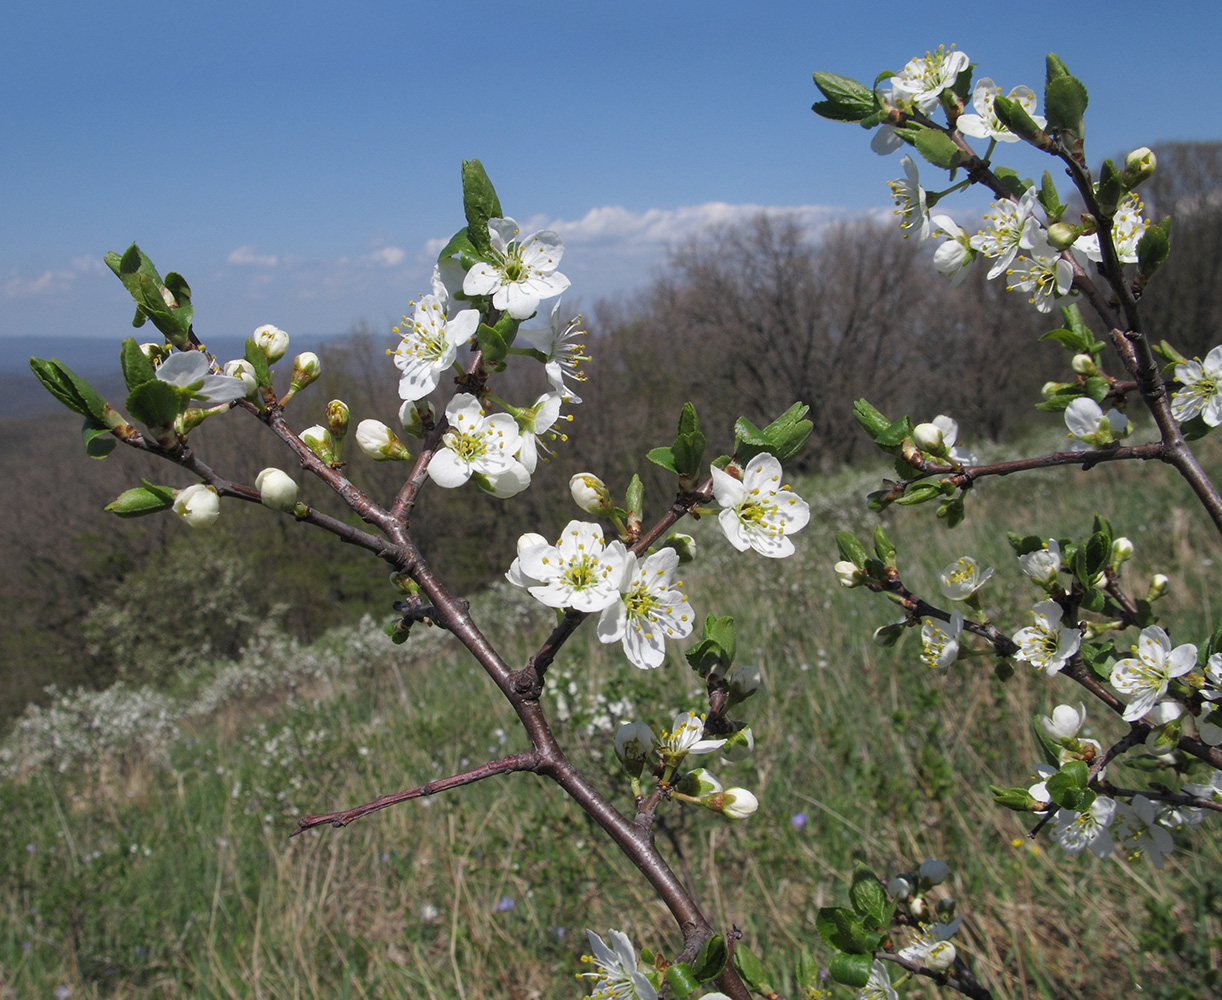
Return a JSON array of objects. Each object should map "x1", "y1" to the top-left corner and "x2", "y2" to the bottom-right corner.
[
  {"x1": 326, "y1": 399, "x2": 350, "y2": 441},
  {"x1": 300, "y1": 425, "x2": 336, "y2": 465},
  {"x1": 570, "y1": 472, "x2": 614, "y2": 515},
  {"x1": 1123, "y1": 147, "x2": 1156, "y2": 190},
  {"x1": 918, "y1": 858, "x2": 950, "y2": 886},
  {"x1": 356, "y1": 419, "x2": 412, "y2": 462},
  {"x1": 256, "y1": 467, "x2": 299, "y2": 513},
  {"x1": 289, "y1": 352, "x2": 322, "y2": 393},
  {"x1": 172, "y1": 483, "x2": 219, "y2": 529},
  {"x1": 223, "y1": 359, "x2": 259, "y2": 397},
  {"x1": 1147, "y1": 573, "x2": 1170, "y2": 601},
  {"x1": 252, "y1": 324, "x2": 290, "y2": 363},
  {"x1": 614, "y1": 721, "x2": 655, "y2": 777}
]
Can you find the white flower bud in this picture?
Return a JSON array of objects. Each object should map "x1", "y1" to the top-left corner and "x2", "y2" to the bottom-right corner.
[
  {"x1": 289, "y1": 352, "x2": 322, "y2": 392},
  {"x1": 719, "y1": 725, "x2": 755, "y2": 762},
  {"x1": 398, "y1": 398, "x2": 436, "y2": 437},
  {"x1": 613, "y1": 721, "x2": 655, "y2": 777},
  {"x1": 886, "y1": 877, "x2": 911, "y2": 900},
  {"x1": 1147, "y1": 573, "x2": 1170, "y2": 601},
  {"x1": 1039, "y1": 702, "x2": 1087, "y2": 742},
  {"x1": 719, "y1": 787, "x2": 759, "y2": 820},
  {"x1": 918, "y1": 858, "x2": 950, "y2": 886},
  {"x1": 252, "y1": 324, "x2": 290, "y2": 363},
  {"x1": 569, "y1": 472, "x2": 613, "y2": 515},
  {"x1": 173, "y1": 483, "x2": 219, "y2": 528},
  {"x1": 662, "y1": 532, "x2": 697, "y2": 564},
  {"x1": 140, "y1": 342, "x2": 169, "y2": 365},
  {"x1": 1111, "y1": 537, "x2": 1133, "y2": 566},
  {"x1": 326, "y1": 399, "x2": 350, "y2": 440},
  {"x1": 1046, "y1": 222, "x2": 1081, "y2": 251},
  {"x1": 925, "y1": 940, "x2": 957, "y2": 971},
  {"x1": 300, "y1": 425, "x2": 336, "y2": 465},
  {"x1": 255, "y1": 468, "x2": 299, "y2": 512},
  {"x1": 912, "y1": 422, "x2": 946, "y2": 456},
  {"x1": 835, "y1": 560, "x2": 865, "y2": 588},
  {"x1": 223, "y1": 359, "x2": 259, "y2": 397},
  {"x1": 1124, "y1": 147, "x2": 1156, "y2": 188},
  {"x1": 726, "y1": 663, "x2": 761, "y2": 705},
  {"x1": 356, "y1": 419, "x2": 412, "y2": 461},
  {"x1": 677, "y1": 767, "x2": 723, "y2": 800},
  {"x1": 1071, "y1": 353, "x2": 1097, "y2": 376}
]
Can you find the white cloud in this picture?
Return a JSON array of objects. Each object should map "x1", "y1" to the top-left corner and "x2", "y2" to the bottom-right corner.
[
  {"x1": 364, "y1": 246, "x2": 407, "y2": 268},
  {"x1": 227, "y1": 245, "x2": 279, "y2": 267}
]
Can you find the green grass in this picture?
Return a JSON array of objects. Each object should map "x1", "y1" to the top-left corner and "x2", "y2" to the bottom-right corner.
[{"x1": 3, "y1": 432, "x2": 1222, "y2": 1000}]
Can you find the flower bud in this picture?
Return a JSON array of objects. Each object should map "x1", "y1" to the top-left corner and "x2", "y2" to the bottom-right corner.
[
  {"x1": 252, "y1": 324, "x2": 290, "y2": 363},
  {"x1": 569, "y1": 473, "x2": 613, "y2": 515},
  {"x1": 356, "y1": 419, "x2": 412, "y2": 462},
  {"x1": 718, "y1": 787, "x2": 759, "y2": 820},
  {"x1": 886, "y1": 877, "x2": 911, "y2": 900},
  {"x1": 835, "y1": 560, "x2": 865, "y2": 588},
  {"x1": 912, "y1": 422, "x2": 947, "y2": 456},
  {"x1": 614, "y1": 721, "x2": 655, "y2": 777},
  {"x1": 389, "y1": 570, "x2": 414, "y2": 594},
  {"x1": 1039, "y1": 703, "x2": 1086, "y2": 742},
  {"x1": 325, "y1": 399, "x2": 350, "y2": 442},
  {"x1": 719, "y1": 725, "x2": 755, "y2": 762},
  {"x1": 173, "y1": 483, "x2": 219, "y2": 529},
  {"x1": 935, "y1": 896, "x2": 956, "y2": 920},
  {"x1": 676, "y1": 767, "x2": 722, "y2": 800},
  {"x1": 1046, "y1": 222, "x2": 1081, "y2": 250},
  {"x1": 725, "y1": 663, "x2": 761, "y2": 706},
  {"x1": 289, "y1": 352, "x2": 321, "y2": 393},
  {"x1": 925, "y1": 941, "x2": 957, "y2": 971},
  {"x1": 1110, "y1": 536, "x2": 1133, "y2": 567},
  {"x1": 873, "y1": 621, "x2": 906, "y2": 647},
  {"x1": 223, "y1": 359, "x2": 259, "y2": 397},
  {"x1": 1123, "y1": 147, "x2": 1156, "y2": 189},
  {"x1": 398, "y1": 398, "x2": 437, "y2": 437},
  {"x1": 140, "y1": 342, "x2": 170, "y2": 365},
  {"x1": 662, "y1": 533, "x2": 697, "y2": 564},
  {"x1": 1041, "y1": 380, "x2": 1072, "y2": 399},
  {"x1": 256, "y1": 467, "x2": 299, "y2": 513},
  {"x1": 1147, "y1": 573, "x2": 1170, "y2": 601},
  {"x1": 918, "y1": 858, "x2": 950, "y2": 886},
  {"x1": 1070, "y1": 353, "x2": 1097, "y2": 376},
  {"x1": 300, "y1": 425, "x2": 336, "y2": 465}
]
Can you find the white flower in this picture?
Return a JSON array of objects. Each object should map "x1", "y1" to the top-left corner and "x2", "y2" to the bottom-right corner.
[
  {"x1": 155, "y1": 351, "x2": 248, "y2": 406},
  {"x1": 355, "y1": 419, "x2": 411, "y2": 462},
  {"x1": 1064, "y1": 397, "x2": 1130, "y2": 451},
  {"x1": 857, "y1": 959, "x2": 898, "y2": 1000},
  {"x1": 657, "y1": 711, "x2": 727, "y2": 758},
  {"x1": 251, "y1": 324, "x2": 289, "y2": 363},
  {"x1": 710, "y1": 454, "x2": 810, "y2": 558},
  {"x1": 1112, "y1": 794, "x2": 1176, "y2": 869},
  {"x1": 920, "y1": 611, "x2": 962, "y2": 670},
  {"x1": 931, "y1": 214, "x2": 976, "y2": 285},
  {"x1": 1073, "y1": 193, "x2": 1149, "y2": 264},
  {"x1": 570, "y1": 472, "x2": 613, "y2": 515},
  {"x1": 613, "y1": 721, "x2": 656, "y2": 773},
  {"x1": 1018, "y1": 539, "x2": 1062, "y2": 588},
  {"x1": 505, "y1": 532, "x2": 549, "y2": 590},
  {"x1": 890, "y1": 45, "x2": 970, "y2": 112},
  {"x1": 1039, "y1": 703, "x2": 1087, "y2": 742},
  {"x1": 222, "y1": 358, "x2": 258, "y2": 396},
  {"x1": 597, "y1": 548, "x2": 695, "y2": 670},
  {"x1": 172, "y1": 483, "x2": 219, "y2": 528},
  {"x1": 1110, "y1": 625, "x2": 1197, "y2": 722},
  {"x1": 515, "y1": 392, "x2": 563, "y2": 474},
  {"x1": 914, "y1": 414, "x2": 976, "y2": 464},
  {"x1": 1171, "y1": 345, "x2": 1222, "y2": 426},
  {"x1": 898, "y1": 917, "x2": 962, "y2": 966},
  {"x1": 255, "y1": 468, "x2": 298, "y2": 512},
  {"x1": 938, "y1": 556, "x2": 993, "y2": 600},
  {"x1": 1006, "y1": 229, "x2": 1074, "y2": 313},
  {"x1": 462, "y1": 217, "x2": 571, "y2": 320},
  {"x1": 888, "y1": 155, "x2": 930, "y2": 242},
  {"x1": 1202, "y1": 653, "x2": 1222, "y2": 701},
  {"x1": 1013, "y1": 600, "x2": 1081, "y2": 676},
  {"x1": 392, "y1": 294, "x2": 480, "y2": 402},
  {"x1": 1051, "y1": 797, "x2": 1116, "y2": 858},
  {"x1": 517, "y1": 298, "x2": 588, "y2": 403},
  {"x1": 582, "y1": 929, "x2": 657, "y2": 1000},
  {"x1": 428, "y1": 393, "x2": 530, "y2": 497},
  {"x1": 957, "y1": 79, "x2": 1046, "y2": 142},
  {"x1": 513, "y1": 520, "x2": 627, "y2": 613},
  {"x1": 970, "y1": 189, "x2": 1040, "y2": 279}
]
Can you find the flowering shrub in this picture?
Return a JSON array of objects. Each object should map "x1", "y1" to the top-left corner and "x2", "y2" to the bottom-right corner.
[{"x1": 21, "y1": 47, "x2": 1222, "y2": 1000}]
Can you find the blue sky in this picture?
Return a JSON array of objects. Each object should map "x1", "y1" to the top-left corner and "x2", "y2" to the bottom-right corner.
[{"x1": 3, "y1": 1, "x2": 1219, "y2": 347}]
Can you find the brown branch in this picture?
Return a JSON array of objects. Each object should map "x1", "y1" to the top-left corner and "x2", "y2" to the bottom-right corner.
[
  {"x1": 292, "y1": 751, "x2": 539, "y2": 834},
  {"x1": 878, "y1": 952, "x2": 995, "y2": 1000}
]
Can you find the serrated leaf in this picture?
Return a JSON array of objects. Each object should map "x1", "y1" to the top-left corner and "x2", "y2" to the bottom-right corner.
[
  {"x1": 461, "y1": 159, "x2": 502, "y2": 256},
  {"x1": 1040, "y1": 327, "x2": 1091, "y2": 352},
  {"x1": 875, "y1": 416, "x2": 913, "y2": 450},
  {"x1": 28, "y1": 358, "x2": 109, "y2": 423},
  {"x1": 731, "y1": 944, "x2": 769, "y2": 991},
  {"x1": 913, "y1": 128, "x2": 968, "y2": 170},
  {"x1": 853, "y1": 398, "x2": 890, "y2": 437},
  {"x1": 812, "y1": 98, "x2": 875, "y2": 123},
  {"x1": 812, "y1": 71, "x2": 873, "y2": 105},
  {"x1": 244, "y1": 337, "x2": 272, "y2": 387},
  {"x1": 126, "y1": 378, "x2": 183, "y2": 429},
  {"x1": 476, "y1": 322, "x2": 510, "y2": 366},
  {"x1": 828, "y1": 952, "x2": 873, "y2": 989},
  {"x1": 664, "y1": 962, "x2": 697, "y2": 997},
  {"x1": 646, "y1": 446, "x2": 679, "y2": 474},
  {"x1": 836, "y1": 530, "x2": 869, "y2": 568},
  {"x1": 120, "y1": 337, "x2": 157, "y2": 391},
  {"x1": 1045, "y1": 75, "x2": 1089, "y2": 134},
  {"x1": 1080, "y1": 588, "x2": 1105, "y2": 613},
  {"x1": 848, "y1": 864, "x2": 892, "y2": 927},
  {"x1": 1137, "y1": 218, "x2": 1171, "y2": 276},
  {"x1": 816, "y1": 906, "x2": 870, "y2": 953}
]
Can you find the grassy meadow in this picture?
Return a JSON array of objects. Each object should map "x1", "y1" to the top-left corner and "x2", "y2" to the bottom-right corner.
[{"x1": 3, "y1": 429, "x2": 1222, "y2": 1000}]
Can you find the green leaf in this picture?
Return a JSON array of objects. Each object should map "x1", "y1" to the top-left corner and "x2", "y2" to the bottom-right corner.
[
  {"x1": 731, "y1": 944, "x2": 770, "y2": 992},
  {"x1": 1047, "y1": 759, "x2": 1095, "y2": 811},
  {"x1": 937, "y1": 494, "x2": 966, "y2": 528},
  {"x1": 120, "y1": 337, "x2": 157, "y2": 391},
  {"x1": 82, "y1": 419, "x2": 117, "y2": 459},
  {"x1": 646, "y1": 446, "x2": 678, "y2": 474},
  {"x1": 1080, "y1": 588, "x2": 1105, "y2": 613},
  {"x1": 28, "y1": 357, "x2": 109, "y2": 423},
  {"x1": 437, "y1": 226, "x2": 477, "y2": 263},
  {"x1": 1039, "y1": 170, "x2": 1065, "y2": 222},
  {"x1": 848, "y1": 864, "x2": 892, "y2": 927},
  {"x1": 1097, "y1": 158, "x2": 1123, "y2": 216},
  {"x1": 811, "y1": 72, "x2": 875, "y2": 122},
  {"x1": 244, "y1": 337, "x2": 272, "y2": 388},
  {"x1": 828, "y1": 952, "x2": 873, "y2": 989},
  {"x1": 105, "y1": 481, "x2": 176, "y2": 517},
  {"x1": 836, "y1": 530, "x2": 869, "y2": 569},
  {"x1": 853, "y1": 398, "x2": 890, "y2": 438},
  {"x1": 872, "y1": 526, "x2": 896, "y2": 565},
  {"x1": 816, "y1": 906, "x2": 870, "y2": 953},
  {"x1": 461, "y1": 159, "x2": 503, "y2": 256},
  {"x1": 1045, "y1": 75, "x2": 1088, "y2": 134},
  {"x1": 1007, "y1": 532, "x2": 1046, "y2": 556},
  {"x1": 993, "y1": 166, "x2": 1029, "y2": 200},
  {"x1": 894, "y1": 483, "x2": 944, "y2": 506},
  {"x1": 993, "y1": 95, "x2": 1049, "y2": 147},
  {"x1": 913, "y1": 128, "x2": 969, "y2": 170},
  {"x1": 1046, "y1": 52, "x2": 1072, "y2": 83},
  {"x1": 691, "y1": 934, "x2": 728, "y2": 982},
  {"x1": 876, "y1": 416, "x2": 914, "y2": 450},
  {"x1": 990, "y1": 784, "x2": 1038, "y2": 811},
  {"x1": 664, "y1": 962, "x2": 697, "y2": 997},
  {"x1": 671, "y1": 403, "x2": 707, "y2": 479},
  {"x1": 1137, "y1": 217, "x2": 1172, "y2": 277},
  {"x1": 126, "y1": 378, "x2": 183, "y2": 429},
  {"x1": 105, "y1": 244, "x2": 193, "y2": 348}
]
